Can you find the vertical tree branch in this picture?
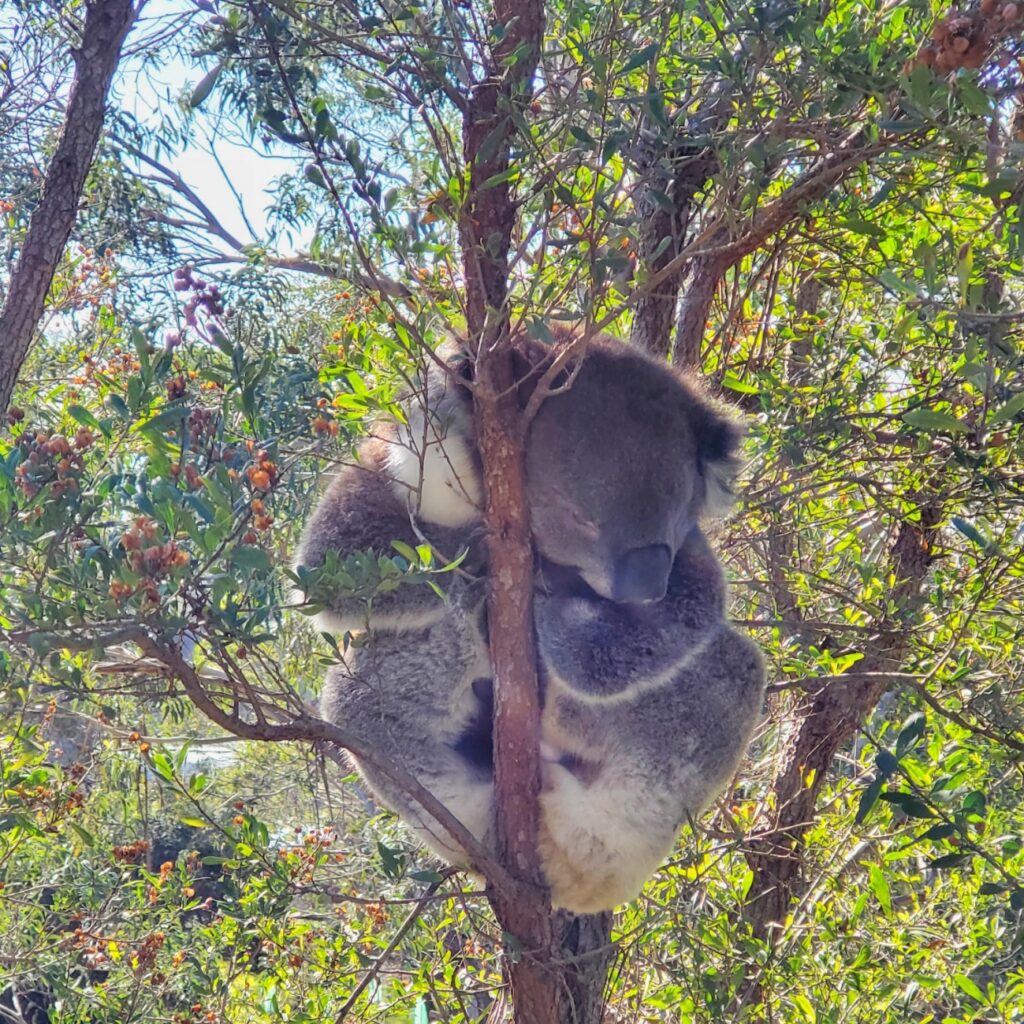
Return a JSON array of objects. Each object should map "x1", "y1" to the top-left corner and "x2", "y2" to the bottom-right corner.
[
  {"x1": 629, "y1": 83, "x2": 732, "y2": 359},
  {"x1": 458, "y1": 2, "x2": 581, "y2": 1021},
  {"x1": 742, "y1": 501, "x2": 943, "y2": 940},
  {"x1": 672, "y1": 253, "x2": 729, "y2": 369},
  {"x1": 0, "y1": 0, "x2": 137, "y2": 414}
]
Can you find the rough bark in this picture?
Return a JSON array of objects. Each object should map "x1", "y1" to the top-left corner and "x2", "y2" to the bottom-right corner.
[
  {"x1": 742, "y1": 502, "x2": 943, "y2": 938},
  {"x1": 629, "y1": 85, "x2": 732, "y2": 360},
  {"x1": 642, "y1": 135, "x2": 888, "y2": 369},
  {"x1": 458, "y1": 3, "x2": 614, "y2": 1021},
  {"x1": 672, "y1": 254, "x2": 729, "y2": 370},
  {"x1": 0, "y1": 0, "x2": 136, "y2": 414}
]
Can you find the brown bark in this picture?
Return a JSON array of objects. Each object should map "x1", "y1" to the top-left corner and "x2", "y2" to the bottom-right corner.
[
  {"x1": 0, "y1": 0, "x2": 136, "y2": 414},
  {"x1": 672, "y1": 254, "x2": 729, "y2": 370},
  {"x1": 458, "y1": 3, "x2": 610, "y2": 1022},
  {"x1": 742, "y1": 502, "x2": 943, "y2": 939},
  {"x1": 459, "y1": 0, "x2": 544, "y2": 893},
  {"x1": 629, "y1": 86, "x2": 732, "y2": 360},
  {"x1": 629, "y1": 135, "x2": 890, "y2": 369},
  {"x1": 460, "y1": 4, "x2": 614, "y2": 1020}
]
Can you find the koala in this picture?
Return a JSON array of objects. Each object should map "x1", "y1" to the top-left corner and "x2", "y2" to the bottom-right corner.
[
  {"x1": 513, "y1": 338, "x2": 764, "y2": 912},
  {"x1": 295, "y1": 362, "x2": 496, "y2": 864},
  {"x1": 296, "y1": 332, "x2": 765, "y2": 913}
]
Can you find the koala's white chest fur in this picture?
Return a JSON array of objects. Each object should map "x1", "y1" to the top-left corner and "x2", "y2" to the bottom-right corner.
[{"x1": 386, "y1": 408, "x2": 482, "y2": 528}]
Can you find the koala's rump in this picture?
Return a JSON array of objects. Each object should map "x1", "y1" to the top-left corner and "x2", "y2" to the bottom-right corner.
[
  {"x1": 320, "y1": 623, "x2": 494, "y2": 864},
  {"x1": 537, "y1": 624, "x2": 763, "y2": 909}
]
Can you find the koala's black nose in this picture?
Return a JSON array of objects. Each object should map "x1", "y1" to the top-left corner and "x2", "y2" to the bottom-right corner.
[{"x1": 612, "y1": 544, "x2": 672, "y2": 603}]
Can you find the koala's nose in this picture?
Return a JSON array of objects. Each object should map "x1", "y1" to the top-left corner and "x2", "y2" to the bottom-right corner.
[{"x1": 612, "y1": 544, "x2": 672, "y2": 603}]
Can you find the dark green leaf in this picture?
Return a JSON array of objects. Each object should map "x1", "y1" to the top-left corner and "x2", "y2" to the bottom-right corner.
[
  {"x1": 902, "y1": 409, "x2": 970, "y2": 433},
  {"x1": 620, "y1": 44, "x2": 659, "y2": 75}
]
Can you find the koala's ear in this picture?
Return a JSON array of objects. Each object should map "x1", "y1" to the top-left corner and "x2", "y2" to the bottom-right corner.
[{"x1": 693, "y1": 405, "x2": 745, "y2": 517}]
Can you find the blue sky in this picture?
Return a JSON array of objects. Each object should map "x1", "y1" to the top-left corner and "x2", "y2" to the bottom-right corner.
[{"x1": 114, "y1": 0, "x2": 305, "y2": 252}]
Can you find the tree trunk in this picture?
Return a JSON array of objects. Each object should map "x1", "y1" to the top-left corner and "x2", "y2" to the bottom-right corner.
[
  {"x1": 742, "y1": 502, "x2": 943, "y2": 939},
  {"x1": 0, "y1": 0, "x2": 136, "y2": 414},
  {"x1": 459, "y1": 3, "x2": 612, "y2": 1021},
  {"x1": 629, "y1": 89, "x2": 729, "y2": 360}
]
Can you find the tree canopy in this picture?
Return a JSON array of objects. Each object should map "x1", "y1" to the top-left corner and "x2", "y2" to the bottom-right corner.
[{"x1": 1, "y1": 0, "x2": 1023, "y2": 1021}]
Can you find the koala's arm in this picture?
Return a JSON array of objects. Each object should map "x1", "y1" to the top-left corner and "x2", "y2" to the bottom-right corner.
[
  {"x1": 535, "y1": 528, "x2": 727, "y2": 697},
  {"x1": 295, "y1": 439, "x2": 482, "y2": 633}
]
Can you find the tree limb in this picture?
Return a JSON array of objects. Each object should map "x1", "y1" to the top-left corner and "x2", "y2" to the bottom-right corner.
[
  {"x1": 5, "y1": 623, "x2": 519, "y2": 896},
  {"x1": 0, "y1": 0, "x2": 137, "y2": 414}
]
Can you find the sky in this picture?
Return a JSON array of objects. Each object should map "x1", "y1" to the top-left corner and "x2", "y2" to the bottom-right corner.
[{"x1": 113, "y1": 0, "x2": 305, "y2": 252}]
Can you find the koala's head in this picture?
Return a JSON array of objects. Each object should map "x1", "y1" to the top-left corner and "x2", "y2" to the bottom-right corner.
[{"x1": 519, "y1": 338, "x2": 743, "y2": 604}]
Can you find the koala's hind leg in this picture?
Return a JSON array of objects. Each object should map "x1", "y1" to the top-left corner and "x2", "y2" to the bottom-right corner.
[
  {"x1": 319, "y1": 596, "x2": 495, "y2": 866},
  {"x1": 538, "y1": 760, "x2": 678, "y2": 914}
]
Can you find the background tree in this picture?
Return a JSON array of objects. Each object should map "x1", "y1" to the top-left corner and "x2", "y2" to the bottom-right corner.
[{"x1": 2, "y1": 0, "x2": 1024, "y2": 1022}]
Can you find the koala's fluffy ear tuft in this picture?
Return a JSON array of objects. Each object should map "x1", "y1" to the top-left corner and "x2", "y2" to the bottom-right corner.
[{"x1": 693, "y1": 404, "x2": 745, "y2": 518}]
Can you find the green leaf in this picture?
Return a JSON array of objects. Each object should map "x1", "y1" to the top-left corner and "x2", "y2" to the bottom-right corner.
[
  {"x1": 957, "y1": 79, "x2": 991, "y2": 117},
  {"x1": 929, "y1": 852, "x2": 969, "y2": 869},
  {"x1": 989, "y1": 391, "x2": 1024, "y2": 423},
  {"x1": 231, "y1": 545, "x2": 272, "y2": 572},
  {"x1": 105, "y1": 394, "x2": 131, "y2": 420},
  {"x1": 409, "y1": 869, "x2": 444, "y2": 883},
  {"x1": 951, "y1": 516, "x2": 989, "y2": 550},
  {"x1": 920, "y1": 822, "x2": 955, "y2": 841},
  {"x1": 875, "y1": 750, "x2": 899, "y2": 777},
  {"x1": 856, "y1": 776, "x2": 885, "y2": 824},
  {"x1": 868, "y1": 864, "x2": 891, "y2": 917},
  {"x1": 721, "y1": 372, "x2": 759, "y2": 395},
  {"x1": 902, "y1": 408, "x2": 970, "y2": 433},
  {"x1": 304, "y1": 165, "x2": 328, "y2": 189},
  {"x1": 377, "y1": 840, "x2": 405, "y2": 879},
  {"x1": 190, "y1": 63, "x2": 223, "y2": 109},
  {"x1": 954, "y1": 974, "x2": 984, "y2": 1003},
  {"x1": 569, "y1": 125, "x2": 597, "y2": 146},
  {"x1": 181, "y1": 817, "x2": 208, "y2": 829},
  {"x1": 620, "y1": 43, "x2": 659, "y2": 75},
  {"x1": 792, "y1": 993, "x2": 816, "y2": 1023},
  {"x1": 70, "y1": 822, "x2": 95, "y2": 847},
  {"x1": 839, "y1": 216, "x2": 885, "y2": 238},
  {"x1": 895, "y1": 712, "x2": 925, "y2": 757},
  {"x1": 390, "y1": 540, "x2": 419, "y2": 565},
  {"x1": 482, "y1": 168, "x2": 520, "y2": 189},
  {"x1": 879, "y1": 791, "x2": 934, "y2": 818},
  {"x1": 151, "y1": 751, "x2": 175, "y2": 782},
  {"x1": 137, "y1": 405, "x2": 190, "y2": 433},
  {"x1": 67, "y1": 404, "x2": 108, "y2": 437}
]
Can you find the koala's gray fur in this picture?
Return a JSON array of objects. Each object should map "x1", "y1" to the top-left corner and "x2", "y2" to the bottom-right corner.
[
  {"x1": 296, "y1": 333, "x2": 765, "y2": 913},
  {"x1": 319, "y1": 576, "x2": 493, "y2": 863},
  {"x1": 295, "y1": 366, "x2": 495, "y2": 866},
  {"x1": 534, "y1": 530, "x2": 763, "y2": 912}
]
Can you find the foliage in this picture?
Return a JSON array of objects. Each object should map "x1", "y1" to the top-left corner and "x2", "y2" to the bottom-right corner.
[{"x1": 3, "y1": 0, "x2": 1024, "y2": 1021}]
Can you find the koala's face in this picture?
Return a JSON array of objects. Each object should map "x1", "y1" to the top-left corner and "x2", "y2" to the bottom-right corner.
[{"x1": 524, "y1": 346, "x2": 738, "y2": 604}]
